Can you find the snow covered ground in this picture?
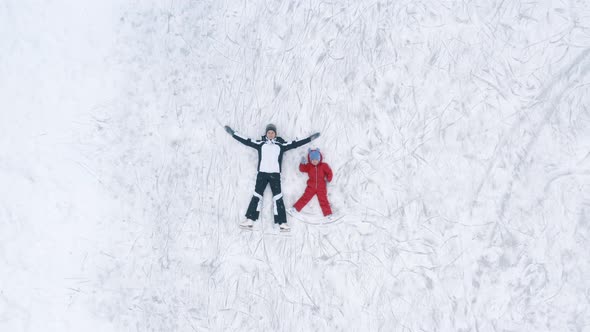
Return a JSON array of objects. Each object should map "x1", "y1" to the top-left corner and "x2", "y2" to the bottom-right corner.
[{"x1": 2, "y1": 0, "x2": 590, "y2": 331}]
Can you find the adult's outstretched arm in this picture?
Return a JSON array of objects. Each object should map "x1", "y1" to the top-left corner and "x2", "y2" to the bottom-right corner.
[
  {"x1": 283, "y1": 132, "x2": 320, "y2": 151},
  {"x1": 224, "y1": 125, "x2": 261, "y2": 149}
]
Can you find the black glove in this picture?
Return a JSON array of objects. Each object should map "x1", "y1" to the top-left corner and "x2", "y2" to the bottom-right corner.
[
  {"x1": 224, "y1": 126, "x2": 235, "y2": 135},
  {"x1": 310, "y1": 132, "x2": 320, "y2": 140}
]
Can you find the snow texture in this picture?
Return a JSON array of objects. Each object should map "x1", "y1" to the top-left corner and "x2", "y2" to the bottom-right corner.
[{"x1": 2, "y1": 0, "x2": 590, "y2": 331}]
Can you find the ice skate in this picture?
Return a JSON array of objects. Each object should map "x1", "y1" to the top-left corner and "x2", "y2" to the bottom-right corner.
[
  {"x1": 239, "y1": 219, "x2": 254, "y2": 230},
  {"x1": 279, "y1": 223, "x2": 291, "y2": 232},
  {"x1": 286, "y1": 207, "x2": 298, "y2": 216}
]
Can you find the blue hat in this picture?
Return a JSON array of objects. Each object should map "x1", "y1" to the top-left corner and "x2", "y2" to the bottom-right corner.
[{"x1": 309, "y1": 149, "x2": 321, "y2": 161}]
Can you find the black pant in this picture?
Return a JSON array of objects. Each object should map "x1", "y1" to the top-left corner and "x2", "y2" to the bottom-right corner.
[{"x1": 246, "y1": 172, "x2": 287, "y2": 224}]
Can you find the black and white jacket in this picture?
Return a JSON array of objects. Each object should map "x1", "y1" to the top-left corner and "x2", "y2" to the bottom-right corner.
[{"x1": 230, "y1": 132, "x2": 313, "y2": 173}]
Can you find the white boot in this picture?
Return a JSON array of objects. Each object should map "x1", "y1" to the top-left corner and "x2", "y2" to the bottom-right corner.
[
  {"x1": 239, "y1": 219, "x2": 254, "y2": 229},
  {"x1": 279, "y1": 223, "x2": 291, "y2": 232}
]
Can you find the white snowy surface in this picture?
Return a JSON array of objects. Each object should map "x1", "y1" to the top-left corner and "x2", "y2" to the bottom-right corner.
[{"x1": 2, "y1": 0, "x2": 590, "y2": 331}]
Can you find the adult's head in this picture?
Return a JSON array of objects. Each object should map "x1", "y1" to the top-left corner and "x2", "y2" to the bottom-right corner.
[{"x1": 265, "y1": 123, "x2": 277, "y2": 139}]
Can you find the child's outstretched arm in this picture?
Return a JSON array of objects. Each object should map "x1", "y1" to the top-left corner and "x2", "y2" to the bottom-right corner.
[
  {"x1": 299, "y1": 156, "x2": 310, "y2": 172},
  {"x1": 224, "y1": 125, "x2": 262, "y2": 149}
]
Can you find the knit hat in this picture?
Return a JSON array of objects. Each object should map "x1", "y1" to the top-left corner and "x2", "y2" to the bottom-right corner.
[
  {"x1": 309, "y1": 149, "x2": 321, "y2": 161},
  {"x1": 265, "y1": 123, "x2": 277, "y2": 134}
]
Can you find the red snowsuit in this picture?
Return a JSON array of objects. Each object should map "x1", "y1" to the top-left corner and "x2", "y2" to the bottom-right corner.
[{"x1": 293, "y1": 150, "x2": 333, "y2": 216}]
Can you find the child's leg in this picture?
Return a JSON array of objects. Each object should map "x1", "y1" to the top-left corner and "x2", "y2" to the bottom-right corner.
[
  {"x1": 245, "y1": 173, "x2": 269, "y2": 221},
  {"x1": 293, "y1": 186, "x2": 315, "y2": 212},
  {"x1": 316, "y1": 190, "x2": 332, "y2": 216},
  {"x1": 268, "y1": 173, "x2": 287, "y2": 224}
]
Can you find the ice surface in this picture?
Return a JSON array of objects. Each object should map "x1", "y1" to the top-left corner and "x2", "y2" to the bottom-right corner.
[{"x1": 2, "y1": 0, "x2": 590, "y2": 331}]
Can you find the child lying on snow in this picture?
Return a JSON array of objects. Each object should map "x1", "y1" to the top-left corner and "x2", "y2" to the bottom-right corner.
[{"x1": 288, "y1": 148, "x2": 334, "y2": 220}]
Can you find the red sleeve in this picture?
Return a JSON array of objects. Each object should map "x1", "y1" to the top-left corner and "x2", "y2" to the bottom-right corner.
[
  {"x1": 324, "y1": 163, "x2": 333, "y2": 182},
  {"x1": 299, "y1": 163, "x2": 310, "y2": 172}
]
